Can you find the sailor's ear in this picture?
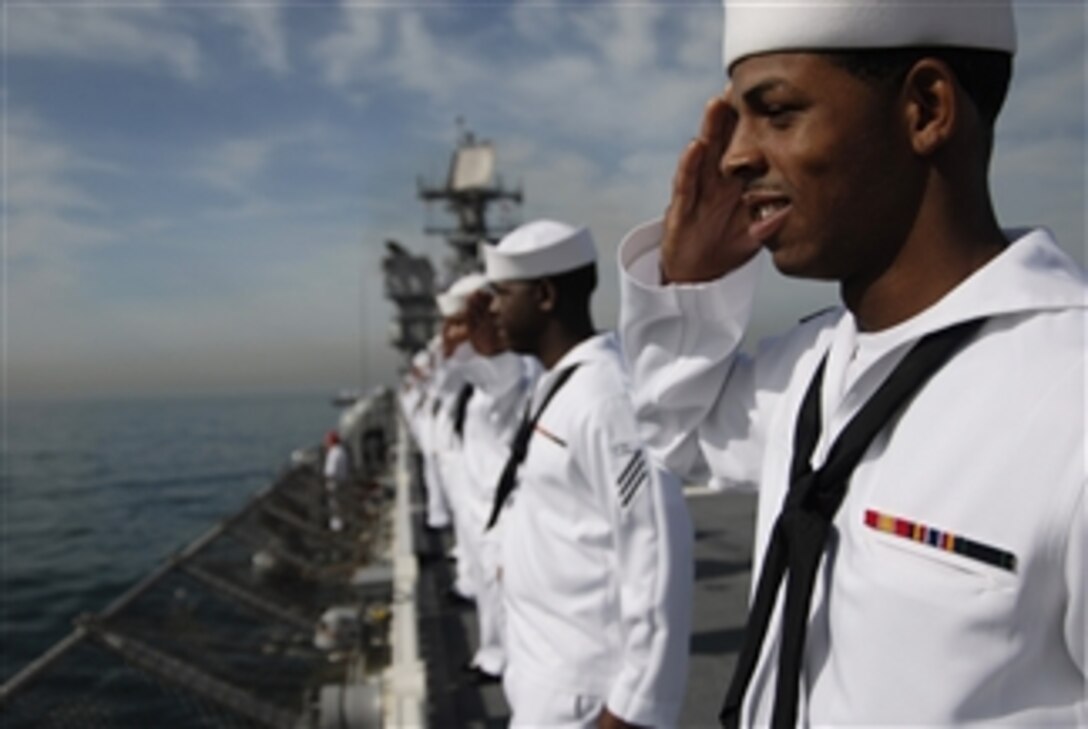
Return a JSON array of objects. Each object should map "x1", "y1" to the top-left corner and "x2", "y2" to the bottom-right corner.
[
  {"x1": 537, "y1": 278, "x2": 557, "y2": 313},
  {"x1": 901, "y1": 57, "x2": 958, "y2": 157}
]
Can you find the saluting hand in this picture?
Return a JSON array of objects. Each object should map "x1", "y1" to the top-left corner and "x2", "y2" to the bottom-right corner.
[
  {"x1": 466, "y1": 290, "x2": 505, "y2": 357},
  {"x1": 662, "y1": 90, "x2": 760, "y2": 283},
  {"x1": 441, "y1": 317, "x2": 469, "y2": 358}
]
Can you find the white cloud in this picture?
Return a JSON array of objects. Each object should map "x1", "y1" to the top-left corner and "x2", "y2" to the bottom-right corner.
[
  {"x1": 675, "y1": 7, "x2": 724, "y2": 71},
  {"x1": 6, "y1": 113, "x2": 116, "y2": 261},
  {"x1": 307, "y1": 4, "x2": 720, "y2": 148},
  {"x1": 570, "y1": 3, "x2": 665, "y2": 72},
  {"x1": 215, "y1": 4, "x2": 290, "y2": 75},
  {"x1": 5, "y1": 4, "x2": 201, "y2": 81},
  {"x1": 7, "y1": 211, "x2": 116, "y2": 263},
  {"x1": 312, "y1": 7, "x2": 486, "y2": 104},
  {"x1": 436, "y1": 6, "x2": 719, "y2": 147},
  {"x1": 191, "y1": 137, "x2": 278, "y2": 198},
  {"x1": 390, "y1": 12, "x2": 486, "y2": 98},
  {"x1": 509, "y1": 2, "x2": 570, "y2": 47},
  {"x1": 311, "y1": 5, "x2": 385, "y2": 92},
  {"x1": 184, "y1": 122, "x2": 362, "y2": 219}
]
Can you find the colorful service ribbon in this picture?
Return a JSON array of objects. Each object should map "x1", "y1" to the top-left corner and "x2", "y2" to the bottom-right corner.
[{"x1": 864, "y1": 509, "x2": 1017, "y2": 573}]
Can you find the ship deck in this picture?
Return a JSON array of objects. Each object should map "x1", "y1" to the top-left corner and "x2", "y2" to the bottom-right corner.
[{"x1": 411, "y1": 467, "x2": 757, "y2": 727}]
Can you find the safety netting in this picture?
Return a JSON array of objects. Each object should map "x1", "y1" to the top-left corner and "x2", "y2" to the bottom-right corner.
[{"x1": 2, "y1": 393, "x2": 397, "y2": 729}]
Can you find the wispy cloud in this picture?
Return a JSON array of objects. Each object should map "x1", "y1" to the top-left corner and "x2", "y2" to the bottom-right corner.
[
  {"x1": 6, "y1": 113, "x2": 116, "y2": 261},
  {"x1": 569, "y1": 3, "x2": 666, "y2": 72},
  {"x1": 307, "y1": 2, "x2": 722, "y2": 156},
  {"x1": 310, "y1": 4, "x2": 385, "y2": 100},
  {"x1": 5, "y1": 3, "x2": 201, "y2": 81},
  {"x1": 312, "y1": 6, "x2": 488, "y2": 105},
  {"x1": 214, "y1": 4, "x2": 290, "y2": 75},
  {"x1": 185, "y1": 122, "x2": 362, "y2": 220},
  {"x1": 191, "y1": 137, "x2": 279, "y2": 198}
]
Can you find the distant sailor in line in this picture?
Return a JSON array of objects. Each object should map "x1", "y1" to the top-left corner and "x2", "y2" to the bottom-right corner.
[
  {"x1": 412, "y1": 337, "x2": 457, "y2": 534},
  {"x1": 619, "y1": 0, "x2": 1086, "y2": 726},
  {"x1": 430, "y1": 288, "x2": 484, "y2": 604},
  {"x1": 436, "y1": 271, "x2": 540, "y2": 681},
  {"x1": 486, "y1": 219, "x2": 694, "y2": 728}
]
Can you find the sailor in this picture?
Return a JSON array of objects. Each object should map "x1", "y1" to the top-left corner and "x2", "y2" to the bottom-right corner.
[
  {"x1": 322, "y1": 430, "x2": 350, "y2": 491},
  {"x1": 322, "y1": 430, "x2": 351, "y2": 532},
  {"x1": 439, "y1": 271, "x2": 541, "y2": 682},
  {"x1": 618, "y1": 1, "x2": 1086, "y2": 726},
  {"x1": 485, "y1": 219, "x2": 694, "y2": 728},
  {"x1": 430, "y1": 283, "x2": 486, "y2": 603},
  {"x1": 413, "y1": 337, "x2": 456, "y2": 533}
]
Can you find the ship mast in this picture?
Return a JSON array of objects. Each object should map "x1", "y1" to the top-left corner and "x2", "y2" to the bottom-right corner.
[
  {"x1": 417, "y1": 119, "x2": 523, "y2": 277},
  {"x1": 382, "y1": 122, "x2": 522, "y2": 363}
]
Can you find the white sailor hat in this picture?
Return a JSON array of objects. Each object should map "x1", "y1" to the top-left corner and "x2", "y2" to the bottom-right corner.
[
  {"x1": 435, "y1": 272, "x2": 488, "y2": 318},
  {"x1": 484, "y1": 220, "x2": 597, "y2": 283},
  {"x1": 722, "y1": 0, "x2": 1017, "y2": 73}
]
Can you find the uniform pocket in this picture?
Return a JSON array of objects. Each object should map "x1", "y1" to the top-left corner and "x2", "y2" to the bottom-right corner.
[{"x1": 862, "y1": 525, "x2": 1018, "y2": 596}]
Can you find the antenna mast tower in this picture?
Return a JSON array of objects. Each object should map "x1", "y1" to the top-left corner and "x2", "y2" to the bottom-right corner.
[
  {"x1": 417, "y1": 119, "x2": 523, "y2": 279},
  {"x1": 383, "y1": 122, "x2": 522, "y2": 363}
]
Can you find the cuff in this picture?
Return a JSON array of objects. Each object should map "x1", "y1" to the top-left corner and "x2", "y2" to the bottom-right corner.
[{"x1": 618, "y1": 217, "x2": 762, "y2": 350}]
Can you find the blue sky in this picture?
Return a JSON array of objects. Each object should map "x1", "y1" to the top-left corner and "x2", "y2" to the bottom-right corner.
[{"x1": 4, "y1": 1, "x2": 1085, "y2": 398}]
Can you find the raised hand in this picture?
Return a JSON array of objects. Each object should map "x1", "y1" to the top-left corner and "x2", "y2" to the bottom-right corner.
[
  {"x1": 441, "y1": 316, "x2": 469, "y2": 358},
  {"x1": 465, "y1": 290, "x2": 505, "y2": 357},
  {"x1": 661, "y1": 91, "x2": 760, "y2": 283}
]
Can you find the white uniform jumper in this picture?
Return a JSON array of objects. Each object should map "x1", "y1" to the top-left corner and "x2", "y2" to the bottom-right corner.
[
  {"x1": 619, "y1": 221, "x2": 1087, "y2": 726},
  {"x1": 430, "y1": 359, "x2": 479, "y2": 600},
  {"x1": 417, "y1": 344, "x2": 457, "y2": 531},
  {"x1": 499, "y1": 332, "x2": 694, "y2": 728},
  {"x1": 457, "y1": 349, "x2": 539, "y2": 675}
]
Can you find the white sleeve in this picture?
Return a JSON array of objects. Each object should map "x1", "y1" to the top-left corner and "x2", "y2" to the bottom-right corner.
[
  {"x1": 422, "y1": 407, "x2": 453, "y2": 528},
  {"x1": 463, "y1": 351, "x2": 521, "y2": 397},
  {"x1": 580, "y1": 394, "x2": 694, "y2": 727},
  {"x1": 462, "y1": 352, "x2": 532, "y2": 438},
  {"x1": 618, "y1": 218, "x2": 763, "y2": 488}
]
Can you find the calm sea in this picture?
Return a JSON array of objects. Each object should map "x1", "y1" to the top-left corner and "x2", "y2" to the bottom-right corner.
[{"x1": 1, "y1": 392, "x2": 341, "y2": 685}]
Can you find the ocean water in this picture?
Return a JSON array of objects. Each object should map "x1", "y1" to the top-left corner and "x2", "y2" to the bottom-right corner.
[{"x1": 1, "y1": 392, "x2": 341, "y2": 686}]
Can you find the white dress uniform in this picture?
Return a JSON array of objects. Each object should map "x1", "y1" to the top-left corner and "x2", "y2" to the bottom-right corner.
[
  {"x1": 323, "y1": 443, "x2": 349, "y2": 488},
  {"x1": 456, "y1": 348, "x2": 540, "y2": 675},
  {"x1": 429, "y1": 348, "x2": 484, "y2": 599},
  {"x1": 420, "y1": 352, "x2": 458, "y2": 531},
  {"x1": 499, "y1": 331, "x2": 694, "y2": 728},
  {"x1": 431, "y1": 272, "x2": 517, "y2": 605},
  {"x1": 619, "y1": 220, "x2": 1087, "y2": 725}
]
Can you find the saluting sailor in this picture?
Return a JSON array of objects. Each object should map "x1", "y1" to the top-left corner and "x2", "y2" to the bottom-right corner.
[
  {"x1": 619, "y1": 0, "x2": 1086, "y2": 726},
  {"x1": 438, "y1": 271, "x2": 541, "y2": 681},
  {"x1": 431, "y1": 279, "x2": 487, "y2": 602},
  {"x1": 485, "y1": 220, "x2": 694, "y2": 729}
]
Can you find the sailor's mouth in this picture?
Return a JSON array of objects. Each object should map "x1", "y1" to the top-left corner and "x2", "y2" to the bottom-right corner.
[{"x1": 745, "y1": 195, "x2": 792, "y2": 243}]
